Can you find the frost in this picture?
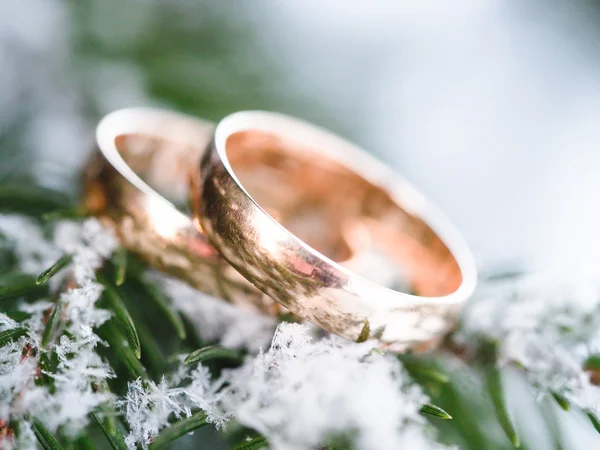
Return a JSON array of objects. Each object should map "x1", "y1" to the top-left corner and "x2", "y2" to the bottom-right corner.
[
  {"x1": 457, "y1": 274, "x2": 600, "y2": 414},
  {"x1": 54, "y1": 218, "x2": 118, "y2": 284},
  {"x1": 121, "y1": 322, "x2": 445, "y2": 450},
  {"x1": 220, "y1": 323, "x2": 444, "y2": 450},
  {"x1": 0, "y1": 313, "x2": 18, "y2": 332},
  {"x1": 120, "y1": 367, "x2": 229, "y2": 449},
  {"x1": 60, "y1": 281, "x2": 111, "y2": 330},
  {"x1": 0, "y1": 214, "x2": 117, "y2": 438},
  {"x1": 3, "y1": 212, "x2": 446, "y2": 449},
  {"x1": 0, "y1": 215, "x2": 59, "y2": 274}
]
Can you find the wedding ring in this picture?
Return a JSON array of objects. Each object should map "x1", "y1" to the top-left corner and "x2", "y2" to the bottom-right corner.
[
  {"x1": 84, "y1": 107, "x2": 279, "y2": 314},
  {"x1": 194, "y1": 111, "x2": 477, "y2": 351}
]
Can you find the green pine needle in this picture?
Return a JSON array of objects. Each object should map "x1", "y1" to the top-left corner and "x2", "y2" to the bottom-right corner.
[
  {"x1": 31, "y1": 417, "x2": 65, "y2": 450},
  {"x1": 149, "y1": 411, "x2": 208, "y2": 449},
  {"x1": 72, "y1": 434, "x2": 97, "y2": 450},
  {"x1": 41, "y1": 301, "x2": 64, "y2": 348},
  {"x1": 588, "y1": 411, "x2": 600, "y2": 434},
  {"x1": 97, "y1": 321, "x2": 148, "y2": 379},
  {"x1": 134, "y1": 319, "x2": 166, "y2": 375},
  {"x1": 0, "y1": 327, "x2": 27, "y2": 347},
  {"x1": 184, "y1": 345, "x2": 244, "y2": 366},
  {"x1": 420, "y1": 403, "x2": 452, "y2": 420},
  {"x1": 487, "y1": 368, "x2": 520, "y2": 448},
  {"x1": 98, "y1": 275, "x2": 141, "y2": 359},
  {"x1": 551, "y1": 392, "x2": 570, "y2": 411},
  {"x1": 356, "y1": 320, "x2": 370, "y2": 343},
  {"x1": 584, "y1": 355, "x2": 600, "y2": 371},
  {"x1": 231, "y1": 435, "x2": 269, "y2": 450},
  {"x1": 92, "y1": 411, "x2": 128, "y2": 450},
  {"x1": 0, "y1": 273, "x2": 47, "y2": 301},
  {"x1": 112, "y1": 248, "x2": 127, "y2": 286},
  {"x1": 400, "y1": 357, "x2": 450, "y2": 385},
  {"x1": 42, "y1": 206, "x2": 86, "y2": 222},
  {"x1": 130, "y1": 273, "x2": 187, "y2": 340},
  {"x1": 0, "y1": 184, "x2": 69, "y2": 215},
  {"x1": 37, "y1": 254, "x2": 72, "y2": 285}
]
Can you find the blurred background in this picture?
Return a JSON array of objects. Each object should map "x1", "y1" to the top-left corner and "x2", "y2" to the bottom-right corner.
[
  {"x1": 2, "y1": 0, "x2": 600, "y2": 275},
  {"x1": 1, "y1": 2, "x2": 600, "y2": 448}
]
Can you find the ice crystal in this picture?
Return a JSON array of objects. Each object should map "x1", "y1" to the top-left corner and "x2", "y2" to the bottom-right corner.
[
  {"x1": 120, "y1": 367, "x2": 229, "y2": 449},
  {"x1": 457, "y1": 274, "x2": 600, "y2": 414},
  {"x1": 0, "y1": 215, "x2": 59, "y2": 274},
  {"x1": 220, "y1": 323, "x2": 445, "y2": 450},
  {"x1": 121, "y1": 323, "x2": 445, "y2": 450},
  {"x1": 0, "y1": 214, "x2": 117, "y2": 441}
]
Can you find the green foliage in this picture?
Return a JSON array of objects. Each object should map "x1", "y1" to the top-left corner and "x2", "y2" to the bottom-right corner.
[
  {"x1": 0, "y1": 327, "x2": 27, "y2": 347},
  {"x1": 37, "y1": 255, "x2": 73, "y2": 285},
  {"x1": 93, "y1": 411, "x2": 128, "y2": 450},
  {"x1": 148, "y1": 411, "x2": 208, "y2": 449},
  {"x1": 486, "y1": 368, "x2": 520, "y2": 448},
  {"x1": 0, "y1": 273, "x2": 47, "y2": 301},
  {"x1": 31, "y1": 418, "x2": 65, "y2": 450},
  {"x1": 230, "y1": 435, "x2": 268, "y2": 450},
  {"x1": 41, "y1": 301, "x2": 64, "y2": 348},
  {"x1": 420, "y1": 403, "x2": 452, "y2": 420},
  {"x1": 185, "y1": 345, "x2": 244, "y2": 366},
  {"x1": 98, "y1": 274, "x2": 141, "y2": 359}
]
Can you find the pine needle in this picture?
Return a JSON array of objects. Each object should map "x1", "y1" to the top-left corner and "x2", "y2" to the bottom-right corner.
[
  {"x1": 148, "y1": 411, "x2": 208, "y2": 449},
  {"x1": 184, "y1": 345, "x2": 244, "y2": 366},
  {"x1": 97, "y1": 321, "x2": 148, "y2": 380},
  {"x1": 420, "y1": 403, "x2": 452, "y2": 420},
  {"x1": 37, "y1": 254, "x2": 72, "y2": 285},
  {"x1": 92, "y1": 411, "x2": 128, "y2": 450},
  {"x1": 487, "y1": 368, "x2": 520, "y2": 448},
  {"x1": 231, "y1": 435, "x2": 268, "y2": 450},
  {"x1": 584, "y1": 355, "x2": 600, "y2": 371},
  {"x1": 98, "y1": 275, "x2": 141, "y2": 359},
  {"x1": 129, "y1": 273, "x2": 187, "y2": 340},
  {"x1": 112, "y1": 248, "x2": 127, "y2": 286},
  {"x1": 0, "y1": 327, "x2": 27, "y2": 347},
  {"x1": 41, "y1": 301, "x2": 64, "y2": 348},
  {"x1": 0, "y1": 273, "x2": 47, "y2": 301},
  {"x1": 31, "y1": 417, "x2": 65, "y2": 450},
  {"x1": 552, "y1": 392, "x2": 570, "y2": 411},
  {"x1": 588, "y1": 410, "x2": 600, "y2": 434},
  {"x1": 356, "y1": 320, "x2": 370, "y2": 343}
]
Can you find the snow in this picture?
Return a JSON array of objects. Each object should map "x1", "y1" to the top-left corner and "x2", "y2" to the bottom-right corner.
[
  {"x1": 0, "y1": 215, "x2": 117, "y2": 443},
  {"x1": 457, "y1": 274, "x2": 600, "y2": 415}
]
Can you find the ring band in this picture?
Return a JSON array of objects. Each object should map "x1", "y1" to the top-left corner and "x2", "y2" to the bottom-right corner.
[
  {"x1": 84, "y1": 107, "x2": 280, "y2": 314},
  {"x1": 194, "y1": 111, "x2": 477, "y2": 351}
]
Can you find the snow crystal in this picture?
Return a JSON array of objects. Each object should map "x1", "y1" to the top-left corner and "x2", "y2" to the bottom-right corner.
[
  {"x1": 2, "y1": 213, "x2": 446, "y2": 449},
  {"x1": 120, "y1": 323, "x2": 444, "y2": 450},
  {"x1": 54, "y1": 218, "x2": 118, "y2": 284},
  {"x1": 457, "y1": 274, "x2": 600, "y2": 414},
  {"x1": 219, "y1": 323, "x2": 445, "y2": 450},
  {"x1": 0, "y1": 215, "x2": 59, "y2": 274},
  {"x1": 0, "y1": 214, "x2": 117, "y2": 438},
  {"x1": 120, "y1": 368, "x2": 229, "y2": 450}
]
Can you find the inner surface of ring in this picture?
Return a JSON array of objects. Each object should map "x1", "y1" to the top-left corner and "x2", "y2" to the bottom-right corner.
[
  {"x1": 226, "y1": 130, "x2": 463, "y2": 297},
  {"x1": 114, "y1": 133, "x2": 203, "y2": 209}
]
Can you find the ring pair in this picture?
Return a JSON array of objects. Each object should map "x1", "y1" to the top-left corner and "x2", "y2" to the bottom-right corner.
[{"x1": 85, "y1": 108, "x2": 476, "y2": 352}]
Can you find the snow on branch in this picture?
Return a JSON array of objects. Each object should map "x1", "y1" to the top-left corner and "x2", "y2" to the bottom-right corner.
[{"x1": 456, "y1": 274, "x2": 600, "y2": 414}]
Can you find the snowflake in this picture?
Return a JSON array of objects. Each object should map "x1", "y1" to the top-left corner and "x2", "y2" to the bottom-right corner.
[
  {"x1": 0, "y1": 214, "x2": 117, "y2": 440},
  {"x1": 219, "y1": 323, "x2": 445, "y2": 450},
  {"x1": 457, "y1": 274, "x2": 600, "y2": 414}
]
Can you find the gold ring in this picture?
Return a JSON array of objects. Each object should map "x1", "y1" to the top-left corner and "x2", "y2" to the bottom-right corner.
[
  {"x1": 194, "y1": 111, "x2": 477, "y2": 351},
  {"x1": 84, "y1": 107, "x2": 281, "y2": 314}
]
